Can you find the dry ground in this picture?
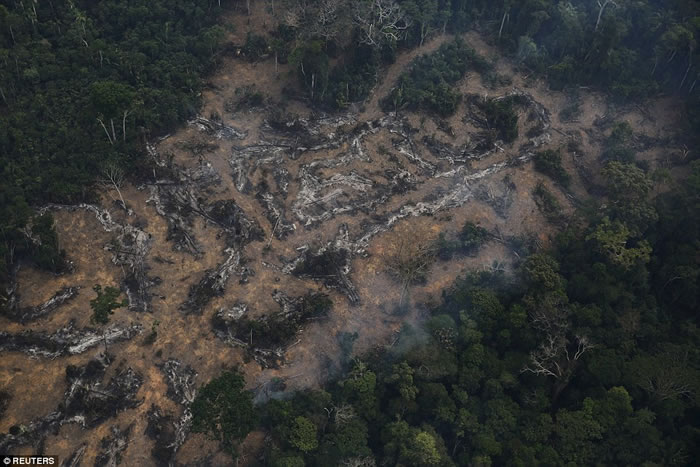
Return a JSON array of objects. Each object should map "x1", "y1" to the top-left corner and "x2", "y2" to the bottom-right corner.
[{"x1": 0, "y1": 4, "x2": 685, "y2": 466}]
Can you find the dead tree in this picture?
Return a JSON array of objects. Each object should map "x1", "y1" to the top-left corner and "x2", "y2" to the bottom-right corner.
[
  {"x1": 313, "y1": 0, "x2": 347, "y2": 41},
  {"x1": 594, "y1": 0, "x2": 618, "y2": 32},
  {"x1": 523, "y1": 334, "x2": 594, "y2": 379},
  {"x1": 498, "y1": 1, "x2": 513, "y2": 40},
  {"x1": 341, "y1": 457, "x2": 376, "y2": 467},
  {"x1": 520, "y1": 290, "x2": 595, "y2": 401},
  {"x1": 353, "y1": 0, "x2": 410, "y2": 47},
  {"x1": 97, "y1": 118, "x2": 113, "y2": 145},
  {"x1": 122, "y1": 109, "x2": 131, "y2": 142},
  {"x1": 283, "y1": 0, "x2": 350, "y2": 43},
  {"x1": 522, "y1": 328, "x2": 594, "y2": 401},
  {"x1": 633, "y1": 348, "x2": 698, "y2": 403},
  {"x1": 101, "y1": 165, "x2": 127, "y2": 212}
]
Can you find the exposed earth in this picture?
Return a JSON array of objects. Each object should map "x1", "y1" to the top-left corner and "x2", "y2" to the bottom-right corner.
[{"x1": 0, "y1": 6, "x2": 684, "y2": 466}]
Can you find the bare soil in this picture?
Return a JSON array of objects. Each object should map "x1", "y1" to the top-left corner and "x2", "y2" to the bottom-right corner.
[{"x1": 0, "y1": 6, "x2": 684, "y2": 466}]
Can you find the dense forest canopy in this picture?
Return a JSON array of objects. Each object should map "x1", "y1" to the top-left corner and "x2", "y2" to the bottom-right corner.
[
  {"x1": 1, "y1": 0, "x2": 700, "y2": 465},
  {"x1": 0, "y1": 0, "x2": 226, "y2": 296}
]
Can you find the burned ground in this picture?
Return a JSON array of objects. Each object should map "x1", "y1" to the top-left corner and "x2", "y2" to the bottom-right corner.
[{"x1": 0, "y1": 6, "x2": 685, "y2": 466}]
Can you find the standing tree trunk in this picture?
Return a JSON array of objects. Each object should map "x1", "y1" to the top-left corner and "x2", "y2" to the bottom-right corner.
[
  {"x1": 679, "y1": 55, "x2": 693, "y2": 90},
  {"x1": 103, "y1": 166, "x2": 127, "y2": 211},
  {"x1": 595, "y1": 0, "x2": 617, "y2": 32},
  {"x1": 499, "y1": 12, "x2": 508, "y2": 39},
  {"x1": 311, "y1": 73, "x2": 316, "y2": 100},
  {"x1": 122, "y1": 110, "x2": 130, "y2": 142},
  {"x1": 110, "y1": 119, "x2": 117, "y2": 142},
  {"x1": 98, "y1": 118, "x2": 114, "y2": 145}
]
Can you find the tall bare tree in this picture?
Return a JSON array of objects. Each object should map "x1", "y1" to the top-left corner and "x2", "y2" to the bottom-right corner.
[
  {"x1": 352, "y1": 0, "x2": 410, "y2": 47},
  {"x1": 522, "y1": 297, "x2": 594, "y2": 401},
  {"x1": 283, "y1": 0, "x2": 351, "y2": 43},
  {"x1": 101, "y1": 165, "x2": 127, "y2": 212},
  {"x1": 594, "y1": 0, "x2": 618, "y2": 32}
]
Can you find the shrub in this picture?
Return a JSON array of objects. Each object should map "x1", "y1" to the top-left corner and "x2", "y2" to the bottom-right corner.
[
  {"x1": 459, "y1": 222, "x2": 491, "y2": 254},
  {"x1": 533, "y1": 182, "x2": 564, "y2": 223},
  {"x1": 382, "y1": 39, "x2": 489, "y2": 116},
  {"x1": 90, "y1": 285, "x2": 127, "y2": 324},
  {"x1": 473, "y1": 97, "x2": 520, "y2": 143},
  {"x1": 534, "y1": 150, "x2": 571, "y2": 187},
  {"x1": 242, "y1": 32, "x2": 269, "y2": 61},
  {"x1": 435, "y1": 222, "x2": 490, "y2": 259},
  {"x1": 601, "y1": 122, "x2": 635, "y2": 162}
]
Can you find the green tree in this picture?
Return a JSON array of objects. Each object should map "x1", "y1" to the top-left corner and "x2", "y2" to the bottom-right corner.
[
  {"x1": 403, "y1": 0, "x2": 438, "y2": 46},
  {"x1": 522, "y1": 254, "x2": 564, "y2": 292},
  {"x1": 288, "y1": 416, "x2": 318, "y2": 453},
  {"x1": 586, "y1": 217, "x2": 652, "y2": 270},
  {"x1": 601, "y1": 161, "x2": 658, "y2": 234},
  {"x1": 191, "y1": 370, "x2": 258, "y2": 455},
  {"x1": 387, "y1": 362, "x2": 419, "y2": 402},
  {"x1": 411, "y1": 431, "x2": 442, "y2": 465},
  {"x1": 554, "y1": 399, "x2": 603, "y2": 465}
]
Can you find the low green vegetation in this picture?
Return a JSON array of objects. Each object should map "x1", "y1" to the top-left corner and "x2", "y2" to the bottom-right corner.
[
  {"x1": 228, "y1": 85, "x2": 266, "y2": 112},
  {"x1": 242, "y1": 32, "x2": 270, "y2": 61},
  {"x1": 602, "y1": 121, "x2": 636, "y2": 163},
  {"x1": 435, "y1": 221, "x2": 491, "y2": 260},
  {"x1": 533, "y1": 149, "x2": 571, "y2": 187},
  {"x1": 533, "y1": 181, "x2": 564, "y2": 223},
  {"x1": 90, "y1": 285, "x2": 127, "y2": 325},
  {"x1": 144, "y1": 320, "x2": 160, "y2": 345},
  {"x1": 382, "y1": 39, "x2": 490, "y2": 116},
  {"x1": 471, "y1": 95, "x2": 523, "y2": 143}
]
